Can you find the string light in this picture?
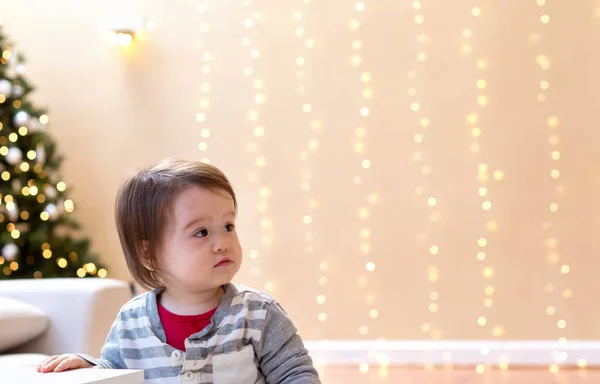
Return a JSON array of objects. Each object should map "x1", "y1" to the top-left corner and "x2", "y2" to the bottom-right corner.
[
  {"x1": 464, "y1": 5, "x2": 503, "y2": 375},
  {"x1": 534, "y1": 1, "x2": 570, "y2": 374},
  {"x1": 196, "y1": 1, "x2": 212, "y2": 164},
  {"x1": 291, "y1": 0, "x2": 326, "y2": 336},
  {"x1": 240, "y1": 1, "x2": 274, "y2": 294},
  {"x1": 410, "y1": 1, "x2": 440, "y2": 362},
  {"x1": 349, "y1": 1, "x2": 382, "y2": 378}
]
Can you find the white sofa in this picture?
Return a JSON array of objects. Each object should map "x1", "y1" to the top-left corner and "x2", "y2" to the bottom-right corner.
[{"x1": 0, "y1": 277, "x2": 132, "y2": 367}]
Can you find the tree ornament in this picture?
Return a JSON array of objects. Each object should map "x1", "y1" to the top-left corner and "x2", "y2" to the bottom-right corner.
[
  {"x1": 45, "y1": 203, "x2": 57, "y2": 220},
  {"x1": 0, "y1": 79, "x2": 11, "y2": 95},
  {"x1": 2, "y1": 243, "x2": 19, "y2": 261},
  {"x1": 11, "y1": 85, "x2": 23, "y2": 98},
  {"x1": 12, "y1": 178, "x2": 21, "y2": 192},
  {"x1": 5, "y1": 147, "x2": 22, "y2": 165},
  {"x1": 7, "y1": 202, "x2": 19, "y2": 222},
  {"x1": 13, "y1": 110, "x2": 28, "y2": 126},
  {"x1": 35, "y1": 144, "x2": 45, "y2": 165},
  {"x1": 16, "y1": 222, "x2": 30, "y2": 234},
  {"x1": 44, "y1": 185, "x2": 57, "y2": 199}
]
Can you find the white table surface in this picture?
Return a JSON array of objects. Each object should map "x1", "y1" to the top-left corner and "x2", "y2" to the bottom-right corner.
[{"x1": 5, "y1": 367, "x2": 144, "y2": 384}]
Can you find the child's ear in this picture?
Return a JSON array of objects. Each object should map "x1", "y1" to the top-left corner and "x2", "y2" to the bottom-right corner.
[{"x1": 139, "y1": 240, "x2": 154, "y2": 271}]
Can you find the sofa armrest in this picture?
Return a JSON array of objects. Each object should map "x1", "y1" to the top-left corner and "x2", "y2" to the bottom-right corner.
[{"x1": 0, "y1": 278, "x2": 131, "y2": 357}]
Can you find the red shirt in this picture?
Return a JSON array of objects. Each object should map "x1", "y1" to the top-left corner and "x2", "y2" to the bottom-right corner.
[{"x1": 157, "y1": 300, "x2": 218, "y2": 351}]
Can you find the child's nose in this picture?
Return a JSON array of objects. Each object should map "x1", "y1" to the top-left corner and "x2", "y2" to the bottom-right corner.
[{"x1": 213, "y1": 239, "x2": 230, "y2": 253}]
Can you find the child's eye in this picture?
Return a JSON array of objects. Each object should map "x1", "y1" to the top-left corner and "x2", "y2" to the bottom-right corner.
[
  {"x1": 225, "y1": 223, "x2": 235, "y2": 232},
  {"x1": 194, "y1": 229, "x2": 209, "y2": 237}
]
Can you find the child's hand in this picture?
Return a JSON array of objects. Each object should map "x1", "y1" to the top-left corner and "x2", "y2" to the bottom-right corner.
[{"x1": 37, "y1": 354, "x2": 93, "y2": 373}]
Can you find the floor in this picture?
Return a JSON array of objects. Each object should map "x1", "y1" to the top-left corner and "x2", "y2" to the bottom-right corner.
[{"x1": 317, "y1": 366, "x2": 600, "y2": 383}]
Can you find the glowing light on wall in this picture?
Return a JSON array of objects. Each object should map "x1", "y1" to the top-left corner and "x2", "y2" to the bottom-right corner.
[
  {"x1": 409, "y1": 3, "x2": 440, "y2": 372},
  {"x1": 240, "y1": 1, "x2": 274, "y2": 294},
  {"x1": 291, "y1": 0, "x2": 326, "y2": 333},
  {"x1": 534, "y1": 0, "x2": 573, "y2": 374},
  {"x1": 463, "y1": 5, "x2": 504, "y2": 375},
  {"x1": 196, "y1": 2, "x2": 212, "y2": 165},
  {"x1": 349, "y1": 1, "x2": 382, "y2": 378}
]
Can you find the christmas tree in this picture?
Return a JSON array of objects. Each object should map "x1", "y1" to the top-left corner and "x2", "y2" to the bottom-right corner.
[{"x1": 0, "y1": 26, "x2": 107, "y2": 280}]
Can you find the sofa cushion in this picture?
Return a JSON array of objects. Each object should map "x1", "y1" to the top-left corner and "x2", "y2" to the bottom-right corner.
[{"x1": 0, "y1": 297, "x2": 49, "y2": 353}]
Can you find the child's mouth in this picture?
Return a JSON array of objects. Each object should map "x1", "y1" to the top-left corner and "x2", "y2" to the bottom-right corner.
[{"x1": 215, "y1": 259, "x2": 233, "y2": 267}]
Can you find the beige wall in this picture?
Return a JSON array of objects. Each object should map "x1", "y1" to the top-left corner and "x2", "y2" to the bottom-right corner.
[{"x1": 2, "y1": 0, "x2": 600, "y2": 342}]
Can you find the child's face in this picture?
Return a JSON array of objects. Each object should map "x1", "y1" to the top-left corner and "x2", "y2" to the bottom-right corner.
[{"x1": 157, "y1": 185, "x2": 242, "y2": 292}]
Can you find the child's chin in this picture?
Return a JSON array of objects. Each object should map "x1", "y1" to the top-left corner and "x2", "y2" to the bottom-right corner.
[{"x1": 213, "y1": 268, "x2": 237, "y2": 281}]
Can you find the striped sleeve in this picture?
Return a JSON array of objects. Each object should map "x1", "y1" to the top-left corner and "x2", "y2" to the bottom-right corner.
[
  {"x1": 97, "y1": 315, "x2": 127, "y2": 369},
  {"x1": 78, "y1": 312, "x2": 127, "y2": 369},
  {"x1": 255, "y1": 301, "x2": 321, "y2": 383}
]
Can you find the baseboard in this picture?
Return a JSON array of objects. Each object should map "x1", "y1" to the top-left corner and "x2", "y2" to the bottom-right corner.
[{"x1": 303, "y1": 340, "x2": 600, "y2": 367}]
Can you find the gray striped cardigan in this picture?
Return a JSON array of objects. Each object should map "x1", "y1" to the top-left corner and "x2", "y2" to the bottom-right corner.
[{"x1": 79, "y1": 283, "x2": 320, "y2": 384}]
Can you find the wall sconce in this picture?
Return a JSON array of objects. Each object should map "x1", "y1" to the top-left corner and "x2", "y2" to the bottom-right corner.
[
  {"x1": 110, "y1": 31, "x2": 134, "y2": 47},
  {"x1": 100, "y1": 18, "x2": 155, "y2": 47}
]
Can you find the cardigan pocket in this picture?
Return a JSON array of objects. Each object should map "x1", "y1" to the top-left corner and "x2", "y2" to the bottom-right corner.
[{"x1": 212, "y1": 344, "x2": 258, "y2": 384}]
